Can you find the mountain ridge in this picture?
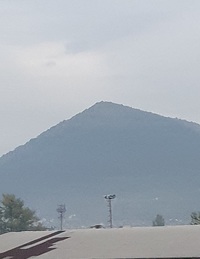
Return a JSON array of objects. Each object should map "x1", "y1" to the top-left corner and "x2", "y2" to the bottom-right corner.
[
  {"x1": 2, "y1": 101, "x2": 200, "y2": 161},
  {"x1": 0, "y1": 101, "x2": 200, "y2": 227}
]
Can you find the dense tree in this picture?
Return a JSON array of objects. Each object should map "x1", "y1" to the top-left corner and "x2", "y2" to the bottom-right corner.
[
  {"x1": 152, "y1": 214, "x2": 165, "y2": 226},
  {"x1": 0, "y1": 205, "x2": 5, "y2": 233},
  {"x1": 0, "y1": 194, "x2": 45, "y2": 234},
  {"x1": 190, "y1": 212, "x2": 200, "y2": 225}
]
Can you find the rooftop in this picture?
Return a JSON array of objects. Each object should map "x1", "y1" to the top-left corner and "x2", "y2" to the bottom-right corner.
[{"x1": 0, "y1": 225, "x2": 200, "y2": 258}]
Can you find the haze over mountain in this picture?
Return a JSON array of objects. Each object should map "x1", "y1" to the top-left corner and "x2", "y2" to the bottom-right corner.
[{"x1": 0, "y1": 101, "x2": 200, "y2": 228}]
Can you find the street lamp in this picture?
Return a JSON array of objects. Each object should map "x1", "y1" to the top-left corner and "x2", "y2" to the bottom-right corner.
[{"x1": 104, "y1": 194, "x2": 116, "y2": 228}]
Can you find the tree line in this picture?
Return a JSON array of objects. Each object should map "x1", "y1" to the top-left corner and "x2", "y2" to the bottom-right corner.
[
  {"x1": 0, "y1": 193, "x2": 200, "y2": 233},
  {"x1": 152, "y1": 212, "x2": 200, "y2": 226},
  {"x1": 0, "y1": 194, "x2": 45, "y2": 234}
]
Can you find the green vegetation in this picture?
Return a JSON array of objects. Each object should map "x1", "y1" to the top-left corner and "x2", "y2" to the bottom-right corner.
[
  {"x1": 190, "y1": 212, "x2": 200, "y2": 225},
  {"x1": 152, "y1": 214, "x2": 165, "y2": 226},
  {"x1": 0, "y1": 194, "x2": 45, "y2": 234}
]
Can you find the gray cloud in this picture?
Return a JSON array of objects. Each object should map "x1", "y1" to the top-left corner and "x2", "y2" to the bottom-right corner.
[{"x1": 1, "y1": 0, "x2": 200, "y2": 155}]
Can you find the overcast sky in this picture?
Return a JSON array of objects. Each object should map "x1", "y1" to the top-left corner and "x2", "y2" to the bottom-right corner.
[{"x1": 1, "y1": 0, "x2": 200, "y2": 156}]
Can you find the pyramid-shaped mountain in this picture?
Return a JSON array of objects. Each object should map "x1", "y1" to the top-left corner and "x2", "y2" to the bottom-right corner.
[{"x1": 0, "y1": 101, "x2": 200, "y2": 227}]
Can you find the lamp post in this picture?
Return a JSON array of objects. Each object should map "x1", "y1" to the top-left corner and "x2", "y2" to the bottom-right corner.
[{"x1": 104, "y1": 194, "x2": 116, "y2": 228}]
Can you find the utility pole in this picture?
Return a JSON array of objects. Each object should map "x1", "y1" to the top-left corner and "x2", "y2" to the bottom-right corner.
[
  {"x1": 104, "y1": 194, "x2": 116, "y2": 228},
  {"x1": 57, "y1": 204, "x2": 66, "y2": 231}
]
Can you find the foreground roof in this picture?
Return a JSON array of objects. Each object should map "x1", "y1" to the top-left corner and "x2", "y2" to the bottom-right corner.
[{"x1": 0, "y1": 225, "x2": 200, "y2": 259}]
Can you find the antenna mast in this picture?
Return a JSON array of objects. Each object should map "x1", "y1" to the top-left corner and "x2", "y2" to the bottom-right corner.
[{"x1": 57, "y1": 204, "x2": 66, "y2": 231}]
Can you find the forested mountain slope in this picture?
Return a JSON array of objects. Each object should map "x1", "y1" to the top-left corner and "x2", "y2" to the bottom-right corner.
[{"x1": 0, "y1": 102, "x2": 200, "y2": 227}]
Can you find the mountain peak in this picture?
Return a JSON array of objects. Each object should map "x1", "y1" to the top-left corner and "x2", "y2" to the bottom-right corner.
[
  {"x1": 72, "y1": 101, "x2": 149, "y2": 123},
  {"x1": 1, "y1": 102, "x2": 200, "y2": 227}
]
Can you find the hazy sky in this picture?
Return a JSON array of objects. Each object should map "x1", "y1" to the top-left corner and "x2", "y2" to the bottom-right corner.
[{"x1": 1, "y1": 0, "x2": 200, "y2": 156}]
